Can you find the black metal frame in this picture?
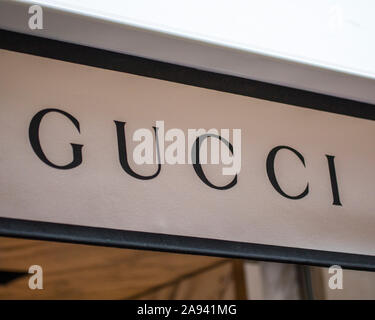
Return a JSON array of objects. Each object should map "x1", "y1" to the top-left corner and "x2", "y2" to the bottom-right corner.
[{"x1": 1, "y1": 29, "x2": 374, "y2": 271}]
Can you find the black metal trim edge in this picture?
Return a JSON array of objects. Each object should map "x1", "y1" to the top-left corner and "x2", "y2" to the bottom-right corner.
[
  {"x1": 0, "y1": 29, "x2": 374, "y2": 120},
  {"x1": 1, "y1": 217, "x2": 375, "y2": 271}
]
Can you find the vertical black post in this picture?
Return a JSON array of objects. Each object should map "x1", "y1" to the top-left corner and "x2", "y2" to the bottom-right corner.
[{"x1": 298, "y1": 265, "x2": 314, "y2": 300}]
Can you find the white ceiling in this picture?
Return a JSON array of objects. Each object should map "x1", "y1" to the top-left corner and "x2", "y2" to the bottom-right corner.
[{"x1": 26, "y1": 0, "x2": 375, "y2": 80}]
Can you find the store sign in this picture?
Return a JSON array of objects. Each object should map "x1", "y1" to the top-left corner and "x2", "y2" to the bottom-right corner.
[{"x1": 0, "y1": 49, "x2": 374, "y2": 258}]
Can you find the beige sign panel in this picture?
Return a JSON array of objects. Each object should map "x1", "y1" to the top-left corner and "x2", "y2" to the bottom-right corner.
[{"x1": 0, "y1": 49, "x2": 374, "y2": 257}]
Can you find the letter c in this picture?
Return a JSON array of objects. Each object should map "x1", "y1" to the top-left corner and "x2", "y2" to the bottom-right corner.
[
  {"x1": 266, "y1": 145, "x2": 308, "y2": 199},
  {"x1": 192, "y1": 134, "x2": 237, "y2": 190}
]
